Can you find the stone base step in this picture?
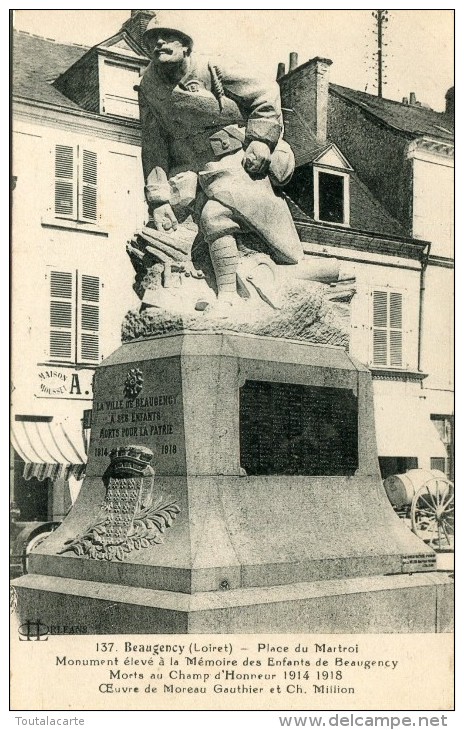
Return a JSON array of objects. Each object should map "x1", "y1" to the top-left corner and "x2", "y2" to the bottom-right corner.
[{"x1": 12, "y1": 571, "x2": 453, "y2": 634}]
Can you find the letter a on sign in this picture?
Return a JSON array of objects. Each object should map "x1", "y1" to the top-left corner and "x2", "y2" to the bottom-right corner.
[{"x1": 70, "y1": 373, "x2": 81, "y2": 395}]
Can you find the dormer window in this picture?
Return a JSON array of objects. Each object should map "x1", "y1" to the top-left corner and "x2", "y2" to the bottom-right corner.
[
  {"x1": 53, "y1": 29, "x2": 148, "y2": 120},
  {"x1": 311, "y1": 144, "x2": 352, "y2": 226},
  {"x1": 99, "y1": 59, "x2": 142, "y2": 120},
  {"x1": 314, "y1": 168, "x2": 350, "y2": 225},
  {"x1": 283, "y1": 143, "x2": 352, "y2": 225}
]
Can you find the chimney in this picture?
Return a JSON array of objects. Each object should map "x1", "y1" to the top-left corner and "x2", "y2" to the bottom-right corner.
[
  {"x1": 409, "y1": 91, "x2": 416, "y2": 106},
  {"x1": 278, "y1": 56, "x2": 333, "y2": 145},
  {"x1": 445, "y1": 87, "x2": 454, "y2": 118},
  {"x1": 402, "y1": 96, "x2": 408, "y2": 105},
  {"x1": 276, "y1": 62, "x2": 286, "y2": 80},
  {"x1": 121, "y1": 9, "x2": 156, "y2": 52},
  {"x1": 289, "y1": 52, "x2": 299, "y2": 72}
]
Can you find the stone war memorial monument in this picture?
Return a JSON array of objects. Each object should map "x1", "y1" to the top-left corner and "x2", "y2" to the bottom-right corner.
[{"x1": 13, "y1": 18, "x2": 453, "y2": 634}]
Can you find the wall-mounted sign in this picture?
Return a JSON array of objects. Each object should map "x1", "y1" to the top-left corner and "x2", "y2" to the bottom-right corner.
[{"x1": 36, "y1": 367, "x2": 94, "y2": 400}]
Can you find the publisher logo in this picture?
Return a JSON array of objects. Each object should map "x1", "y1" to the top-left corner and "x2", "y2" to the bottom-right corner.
[
  {"x1": 18, "y1": 620, "x2": 48, "y2": 641},
  {"x1": 17, "y1": 621, "x2": 88, "y2": 639}
]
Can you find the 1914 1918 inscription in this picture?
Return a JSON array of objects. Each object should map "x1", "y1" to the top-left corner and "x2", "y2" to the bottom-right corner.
[{"x1": 240, "y1": 380, "x2": 358, "y2": 476}]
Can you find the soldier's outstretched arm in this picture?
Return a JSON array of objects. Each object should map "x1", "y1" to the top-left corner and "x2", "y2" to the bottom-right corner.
[
  {"x1": 139, "y1": 94, "x2": 178, "y2": 233},
  {"x1": 219, "y1": 62, "x2": 283, "y2": 152}
]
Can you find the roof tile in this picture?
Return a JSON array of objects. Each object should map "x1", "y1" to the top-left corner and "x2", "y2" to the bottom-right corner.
[
  {"x1": 13, "y1": 30, "x2": 88, "y2": 109},
  {"x1": 330, "y1": 83, "x2": 454, "y2": 141}
]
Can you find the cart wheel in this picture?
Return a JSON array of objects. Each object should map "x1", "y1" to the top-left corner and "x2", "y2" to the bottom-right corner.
[{"x1": 411, "y1": 477, "x2": 454, "y2": 550}]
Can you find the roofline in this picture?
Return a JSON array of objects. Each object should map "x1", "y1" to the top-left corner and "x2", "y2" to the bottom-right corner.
[
  {"x1": 53, "y1": 30, "x2": 148, "y2": 86},
  {"x1": 330, "y1": 84, "x2": 454, "y2": 144},
  {"x1": 13, "y1": 28, "x2": 89, "y2": 51},
  {"x1": 329, "y1": 85, "x2": 417, "y2": 139},
  {"x1": 295, "y1": 142, "x2": 354, "y2": 171},
  {"x1": 100, "y1": 28, "x2": 148, "y2": 57},
  {"x1": 330, "y1": 82, "x2": 418, "y2": 110}
]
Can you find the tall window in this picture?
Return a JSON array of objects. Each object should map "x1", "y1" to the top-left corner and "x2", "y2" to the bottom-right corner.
[
  {"x1": 371, "y1": 289, "x2": 403, "y2": 367},
  {"x1": 54, "y1": 145, "x2": 98, "y2": 223},
  {"x1": 47, "y1": 270, "x2": 101, "y2": 365}
]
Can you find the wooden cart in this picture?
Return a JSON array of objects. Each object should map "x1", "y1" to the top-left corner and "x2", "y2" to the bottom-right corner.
[{"x1": 383, "y1": 469, "x2": 454, "y2": 550}]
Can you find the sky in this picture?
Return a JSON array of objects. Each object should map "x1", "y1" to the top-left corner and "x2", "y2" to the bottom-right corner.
[{"x1": 12, "y1": 8, "x2": 454, "y2": 111}]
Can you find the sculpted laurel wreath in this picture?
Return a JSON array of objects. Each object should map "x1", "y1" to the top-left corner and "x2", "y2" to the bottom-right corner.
[{"x1": 59, "y1": 496, "x2": 180, "y2": 561}]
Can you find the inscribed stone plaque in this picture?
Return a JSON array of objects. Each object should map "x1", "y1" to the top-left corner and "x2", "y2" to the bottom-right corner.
[
  {"x1": 240, "y1": 380, "x2": 358, "y2": 476},
  {"x1": 87, "y1": 358, "x2": 185, "y2": 477}
]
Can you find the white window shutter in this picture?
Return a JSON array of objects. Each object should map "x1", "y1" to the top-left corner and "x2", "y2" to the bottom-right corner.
[
  {"x1": 389, "y1": 292, "x2": 403, "y2": 366},
  {"x1": 77, "y1": 273, "x2": 100, "y2": 363},
  {"x1": 49, "y1": 270, "x2": 76, "y2": 362},
  {"x1": 54, "y1": 145, "x2": 77, "y2": 219},
  {"x1": 372, "y1": 290, "x2": 388, "y2": 366},
  {"x1": 78, "y1": 148, "x2": 98, "y2": 222},
  {"x1": 372, "y1": 289, "x2": 403, "y2": 368},
  {"x1": 373, "y1": 328, "x2": 388, "y2": 366}
]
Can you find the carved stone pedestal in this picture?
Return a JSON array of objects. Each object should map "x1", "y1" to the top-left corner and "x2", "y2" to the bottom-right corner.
[{"x1": 12, "y1": 333, "x2": 453, "y2": 634}]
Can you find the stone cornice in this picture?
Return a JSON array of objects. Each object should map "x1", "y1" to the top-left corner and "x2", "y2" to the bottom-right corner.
[
  {"x1": 416, "y1": 136, "x2": 454, "y2": 156},
  {"x1": 428, "y1": 255, "x2": 454, "y2": 269},
  {"x1": 407, "y1": 136, "x2": 454, "y2": 161},
  {"x1": 295, "y1": 220, "x2": 429, "y2": 262},
  {"x1": 370, "y1": 368, "x2": 428, "y2": 382},
  {"x1": 13, "y1": 96, "x2": 141, "y2": 146}
]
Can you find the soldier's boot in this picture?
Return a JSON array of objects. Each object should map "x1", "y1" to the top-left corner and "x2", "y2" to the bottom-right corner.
[
  {"x1": 199, "y1": 200, "x2": 243, "y2": 315},
  {"x1": 201, "y1": 234, "x2": 240, "y2": 317},
  {"x1": 210, "y1": 234, "x2": 240, "y2": 298}
]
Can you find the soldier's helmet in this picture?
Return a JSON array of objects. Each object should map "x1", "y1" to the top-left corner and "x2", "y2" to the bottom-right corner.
[{"x1": 143, "y1": 17, "x2": 193, "y2": 50}]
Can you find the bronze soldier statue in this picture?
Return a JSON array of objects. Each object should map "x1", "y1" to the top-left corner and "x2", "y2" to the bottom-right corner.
[{"x1": 139, "y1": 17, "x2": 303, "y2": 314}]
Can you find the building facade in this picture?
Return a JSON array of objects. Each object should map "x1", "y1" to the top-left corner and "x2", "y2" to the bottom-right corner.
[
  {"x1": 277, "y1": 53, "x2": 453, "y2": 479},
  {"x1": 11, "y1": 14, "x2": 152, "y2": 543},
  {"x1": 327, "y1": 81, "x2": 454, "y2": 480},
  {"x1": 11, "y1": 13, "x2": 453, "y2": 553}
]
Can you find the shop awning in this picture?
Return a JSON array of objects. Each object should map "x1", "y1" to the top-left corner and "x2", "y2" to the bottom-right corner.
[
  {"x1": 374, "y1": 398, "x2": 447, "y2": 459},
  {"x1": 11, "y1": 418, "x2": 87, "y2": 482}
]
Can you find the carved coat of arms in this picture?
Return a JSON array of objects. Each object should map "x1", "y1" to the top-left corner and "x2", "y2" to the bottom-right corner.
[{"x1": 59, "y1": 445, "x2": 180, "y2": 561}]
